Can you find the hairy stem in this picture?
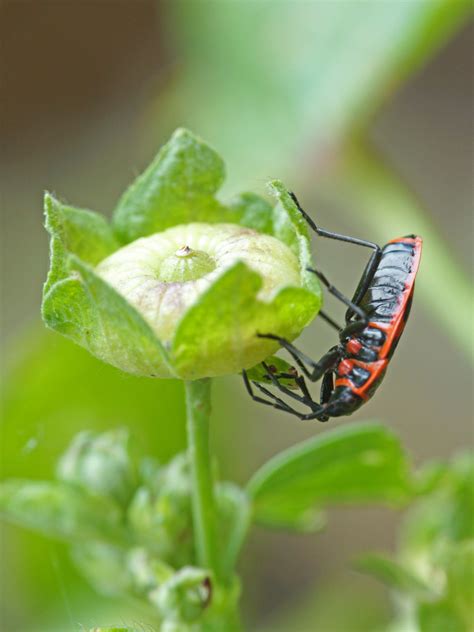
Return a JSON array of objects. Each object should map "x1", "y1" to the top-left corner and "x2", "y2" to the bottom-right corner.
[{"x1": 185, "y1": 378, "x2": 219, "y2": 578}]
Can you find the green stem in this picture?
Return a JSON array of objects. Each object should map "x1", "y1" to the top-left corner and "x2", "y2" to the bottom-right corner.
[{"x1": 185, "y1": 378, "x2": 219, "y2": 578}]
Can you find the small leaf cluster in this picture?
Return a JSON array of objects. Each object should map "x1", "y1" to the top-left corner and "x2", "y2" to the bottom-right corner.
[
  {"x1": 0, "y1": 429, "x2": 243, "y2": 630},
  {"x1": 1, "y1": 423, "x2": 416, "y2": 629},
  {"x1": 357, "y1": 452, "x2": 474, "y2": 632}
]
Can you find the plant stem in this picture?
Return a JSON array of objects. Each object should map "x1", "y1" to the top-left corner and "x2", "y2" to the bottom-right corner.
[{"x1": 185, "y1": 378, "x2": 219, "y2": 578}]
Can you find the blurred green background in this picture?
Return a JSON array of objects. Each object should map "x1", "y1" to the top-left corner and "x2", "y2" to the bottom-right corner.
[{"x1": 1, "y1": 1, "x2": 472, "y2": 631}]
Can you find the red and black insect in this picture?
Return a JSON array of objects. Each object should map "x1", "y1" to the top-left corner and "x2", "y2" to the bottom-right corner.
[{"x1": 243, "y1": 192, "x2": 422, "y2": 421}]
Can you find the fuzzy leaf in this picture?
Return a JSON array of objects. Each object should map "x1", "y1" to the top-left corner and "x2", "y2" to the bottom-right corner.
[
  {"x1": 248, "y1": 423, "x2": 413, "y2": 530},
  {"x1": 171, "y1": 262, "x2": 320, "y2": 379},
  {"x1": 268, "y1": 181, "x2": 320, "y2": 296},
  {"x1": 44, "y1": 255, "x2": 172, "y2": 377},
  {"x1": 227, "y1": 192, "x2": 274, "y2": 235},
  {"x1": 43, "y1": 193, "x2": 119, "y2": 292},
  {"x1": 0, "y1": 480, "x2": 124, "y2": 543},
  {"x1": 113, "y1": 128, "x2": 229, "y2": 243}
]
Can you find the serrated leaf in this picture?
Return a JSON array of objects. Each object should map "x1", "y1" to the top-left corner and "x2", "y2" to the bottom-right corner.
[
  {"x1": 248, "y1": 423, "x2": 413, "y2": 530},
  {"x1": 355, "y1": 554, "x2": 434, "y2": 601},
  {"x1": 113, "y1": 128, "x2": 229, "y2": 243},
  {"x1": 43, "y1": 193, "x2": 119, "y2": 292},
  {"x1": 44, "y1": 255, "x2": 172, "y2": 377},
  {"x1": 0, "y1": 480, "x2": 124, "y2": 543},
  {"x1": 171, "y1": 262, "x2": 320, "y2": 379}
]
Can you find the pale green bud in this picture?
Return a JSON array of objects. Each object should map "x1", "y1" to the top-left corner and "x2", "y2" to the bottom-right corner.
[
  {"x1": 57, "y1": 428, "x2": 138, "y2": 507},
  {"x1": 96, "y1": 223, "x2": 300, "y2": 344}
]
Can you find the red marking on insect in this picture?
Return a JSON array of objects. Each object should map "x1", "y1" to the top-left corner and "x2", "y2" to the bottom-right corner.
[{"x1": 346, "y1": 339, "x2": 362, "y2": 355}]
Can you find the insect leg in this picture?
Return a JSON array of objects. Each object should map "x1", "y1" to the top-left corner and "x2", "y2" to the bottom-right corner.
[
  {"x1": 242, "y1": 371, "x2": 297, "y2": 415},
  {"x1": 289, "y1": 191, "x2": 381, "y2": 320},
  {"x1": 320, "y1": 371, "x2": 335, "y2": 405},
  {"x1": 290, "y1": 192, "x2": 381, "y2": 253},
  {"x1": 307, "y1": 269, "x2": 369, "y2": 326},
  {"x1": 319, "y1": 310, "x2": 342, "y2": 332},
  {"x1": 257, "y1": 334, "x2": 341, "y2": 382}
]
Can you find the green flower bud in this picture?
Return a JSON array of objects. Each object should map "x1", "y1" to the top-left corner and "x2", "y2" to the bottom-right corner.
[
  {"x1": 57, "y1": 429, "x2": 138, "y2": 507},
  {"x1": 128, "y1": 455, "x2": 194, "y2": 567},
  {"x1": 96, "y1": 223, "x2": 300, "y2": 345},
  {"x1": 42, "y1": 128, "x2": 321, "y2": 379},
  {"x1": 150, "y1": 566, "x2": 211, "y2": 624}
]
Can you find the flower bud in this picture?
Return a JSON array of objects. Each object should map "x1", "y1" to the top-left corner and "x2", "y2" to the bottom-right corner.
[
  {"x1": 96, "y1": 223, "x2": 301, "y2": 344},
  {"x1": 42, "y1": 129, "x2": 321, "y2": 379},
  {"x1": 57, "y1": 429, "x2": 138, "y2": 507}
]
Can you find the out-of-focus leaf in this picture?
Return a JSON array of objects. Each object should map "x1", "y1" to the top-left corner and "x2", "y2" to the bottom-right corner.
[
  {"x1": 168, "y1": 1, "x2": 470, "y2": 183},
  {"x1": 0, "y1": 480, "x2": 124, "y2": 544},
  {"x1": 113, "y1": 128, "x2": 227, "y2": 243},
  {"x1": 57, "y1": 428, "x2": 139, "y2": 508},
  {"x1": 72, "y1": 542, "x2": 131, "y2": 597},
  {"x1": 417, "y1": 600, "x2": 466, "y2": 632},
  {"x1": 1, "y1": 330, "x2": 186, "y2": 481},
  {"x1": 247, "y1": 423, "x2": 413, "y2": 530},
  {"x1": 216, "y1": 482, "x2": 251, "y2": 577},
  {"x1": 444, "y1": 541, "x2": 474, "y2": 624},
  {"x1": 401, "y1": 452, "x2": 474, "y2": 556},
  {"x1": 355, "y1": 554, "x2": 434, "y2": 601},
  {"x1": 316, "y1": 144, "x2": 474, "y2": 361},
  {"x1": 90, "y1": 628, "x2": 138, "y2": 632}
]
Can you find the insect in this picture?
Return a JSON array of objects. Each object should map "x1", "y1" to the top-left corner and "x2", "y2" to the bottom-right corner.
[{"x1": 243, "y1": 192, "x2": 422, "y2": 421}]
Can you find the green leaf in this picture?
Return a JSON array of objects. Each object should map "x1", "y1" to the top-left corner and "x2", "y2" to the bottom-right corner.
[
  {"x1": 113, "y1": 128, "x2": 229, "y2": 243},
  {"x1": 227, "y1": 192, "x2": 274, "y2": 235},
  {"x1": 0, "y1": 480, "x2": 124, "y2": 543},
  {"x1": 417, "y1": 600, "x2": 466, "y2": 632},
  {"x1": 445, "y1": 541, "x2": 474, "y2": 624},
  {"x1": 246, "y1": 355, "x2": 298, "y2": 389},
  {"x1": 57, "y1": 428, "x2": 139, "y2": 507},
  {"x1": 43, "y1": 255, "x2": 172, "y2": 377},
  {"x1": 268, "y1": 180, "x2": 320, "y2": 297},
  {"x1": 216, "y1": 482, "x2": 252, "y2": 577},
  {"x1": 247, "y1": 423, "x2": 413, "y2": 530},
  {"x1": 354, "y1": 553, "x2": 434, "y2": 601},
  {"x1": 171, "y1": 262, "x2": 320, "y2": 379},
  {"x1": 71, "y1": 542, "x2": 131, "y2": 598},
  {"x1": 43, "y1": 193, "x2": 119, "y2": 292},
  {"x1": 169, "y1": 1, "x2": 469, "y2": 182},
  {"x1": 1, "y1": 330, "x2": 186, "y2": 482}
]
